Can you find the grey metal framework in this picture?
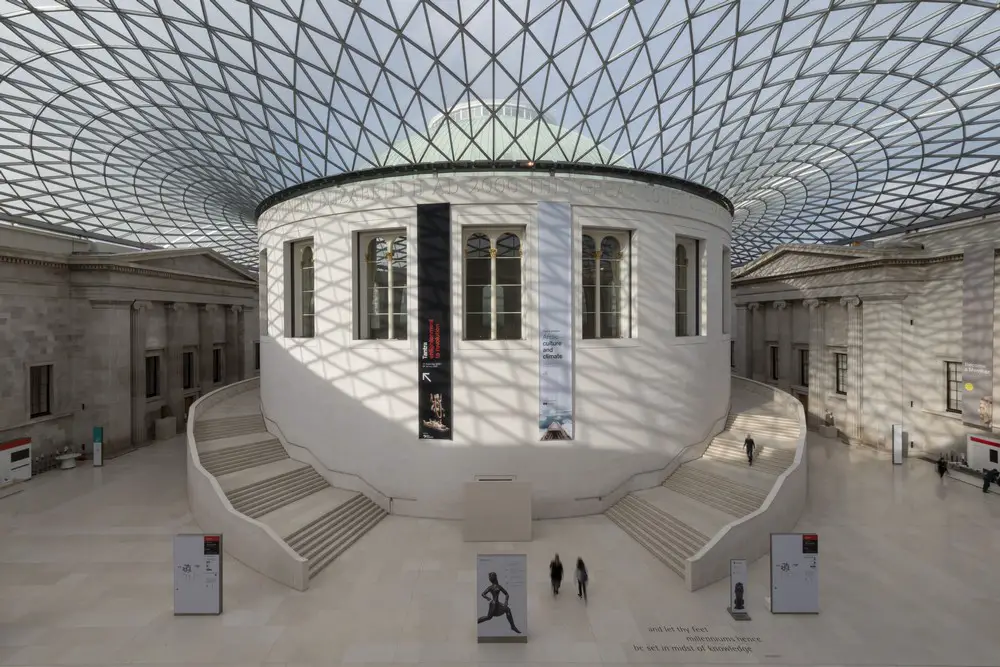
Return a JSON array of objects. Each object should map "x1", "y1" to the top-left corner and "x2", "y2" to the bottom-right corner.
[{"x1": 1, "y1": 1, "x2": 998, "y2": 267}]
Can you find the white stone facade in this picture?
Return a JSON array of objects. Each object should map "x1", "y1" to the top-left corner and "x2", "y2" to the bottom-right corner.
[
  {"x1": 731, "y1": 216, "x2": 1000, "y2": 454},
  {"x1": 0, "y1": 226, "x2": 259, "y2": 461},
  {"x1": 258, "y1": 171, "x2": 733, "y2": 519}
]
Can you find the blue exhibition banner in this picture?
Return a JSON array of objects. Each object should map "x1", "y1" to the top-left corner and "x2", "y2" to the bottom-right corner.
[{"x1": 537, "y1": 202, "x2": 574, "y2": 441}]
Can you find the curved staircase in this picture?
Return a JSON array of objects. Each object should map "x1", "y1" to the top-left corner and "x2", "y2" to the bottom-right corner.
[
  {"x1": 605, "y1": 380, "x2": 802, "y2": 587},
  {"x1": 193, "y1": 389, "x2": 386, "y2": 581}
]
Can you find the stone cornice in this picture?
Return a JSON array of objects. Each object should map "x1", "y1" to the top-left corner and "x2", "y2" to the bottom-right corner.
[
  {"x1": 0, "y1": 251, "x2": 255, "y2": 286},
  {"x1": 733, "y1": 252, "x2": 963, "y2": 286}
]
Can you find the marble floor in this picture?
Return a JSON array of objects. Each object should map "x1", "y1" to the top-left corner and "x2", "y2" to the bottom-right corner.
[{"x1": 1, "y1": 433, "x2": 998, "y2": 667}]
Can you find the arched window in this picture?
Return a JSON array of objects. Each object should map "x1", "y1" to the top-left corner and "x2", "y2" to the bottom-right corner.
[
  {"x1": 675, "y1": 236, "x2": 701, "y2": 336},
  {"x1": 357, "y1": 234, "x2": 407, "y2": 340},
  {"x1": 287, "y1": 238, "x2": 315, "y2": 338},
  {"x1": 464, "y1": 230, "x2": 523, "y2": 340},
  {"x1": 582, "y1": 231, "x2": 631, "y2": 339}
]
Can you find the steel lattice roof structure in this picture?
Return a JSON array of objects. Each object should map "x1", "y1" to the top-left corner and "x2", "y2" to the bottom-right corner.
[{"x1": 1, "y1": 1, "x2": 999, "y2": 267}]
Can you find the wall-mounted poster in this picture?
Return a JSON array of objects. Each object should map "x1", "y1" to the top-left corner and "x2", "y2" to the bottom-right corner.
[
  {"x1": 769, "y1": 533, "x2": 818, "y2": 614},
  {"x1": 417, "y1": 203, "x2": 453, "y2": 440},
  {"x1": 961, "y1": 245, "x2": 995, "y2": 428},
  {"x1": 476, "y1": 554, "x2": 527, "y2": 642},
  {"x1": 537, "y1": 202, "x2": 574, "y2": 441}
]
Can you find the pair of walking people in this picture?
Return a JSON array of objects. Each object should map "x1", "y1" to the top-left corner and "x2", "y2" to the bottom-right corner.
[{"x1": 549, "y1": 554, "x2": 588, "y2": 601}]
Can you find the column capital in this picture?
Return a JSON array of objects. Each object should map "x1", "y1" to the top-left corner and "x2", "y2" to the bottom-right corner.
[
  {"x1": 199, "y1": 303, "x2": 220, "y2": 313},
  {"x1": 735, "y1": 303, "x2": 749, "y2": 310},
  {"x1": 229, "y1": 305, "x2": 244, "y2": 314},
  {"x1": 803, "y1": 298, "x2": 823, "y2": 309},
  {"x1": 772, "y1": 300, "x2": 788, "y2": 310},
  {"x1": 131, "y1": 300, "x2": 153, "y2": 311},
  {"x1": 747, "y1": 302, "x2": 760, "y2": 312},
  {"x1": 167, "y1": 302, "x2": 190, "y2": 313},
  {"x1": 840, "y1": 295, "x2": 862, "y2": 308}
]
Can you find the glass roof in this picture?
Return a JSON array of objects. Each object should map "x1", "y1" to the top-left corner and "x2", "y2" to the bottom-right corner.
[{"x1": 1, "y1": 1, "x2": 998, "y2": 267}]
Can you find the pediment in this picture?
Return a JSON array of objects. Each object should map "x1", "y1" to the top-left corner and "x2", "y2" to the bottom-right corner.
[
  {"x1": 121, "y1": 250, "x2": 255, "y2": 282},
  {"x1": 737, "y1": 249, "x2": 867, "y2": 280}
]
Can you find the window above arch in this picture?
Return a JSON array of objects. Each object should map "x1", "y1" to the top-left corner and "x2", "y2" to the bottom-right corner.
[{"x1": 675, "y1": 236, "x2": 702, "y2": 337}]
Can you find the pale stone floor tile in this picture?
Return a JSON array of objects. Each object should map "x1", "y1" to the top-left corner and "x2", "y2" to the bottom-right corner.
[{"x1": 2, "y1": 433, "x2": 1000, "y2": 667}]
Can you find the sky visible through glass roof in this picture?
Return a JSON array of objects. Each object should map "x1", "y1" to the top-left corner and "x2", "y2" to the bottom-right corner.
[{"x1": 0, "y1": 1, "x2": 998, "y2": 266}]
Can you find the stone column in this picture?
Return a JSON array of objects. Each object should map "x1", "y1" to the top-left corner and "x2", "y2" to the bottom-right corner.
[
  {"x1": 735, "y1": 304, "x2": 750, "y2": 377},
  {"x1": 842, "y1": 296, "x2": 864, "y2": 444},
  {"x1": 225, "y1": 305, "x2": 243, "y2": 384},
  {"x1": 773, "y1": 300, "x2": 790, "y2": 389},
  {"x1": 804, "y1": 299, "x2": 827, "y2": 426},
  {"x1": 747, "y1": 302, "x2": 762, "y2": 381},
  {"x1": 165, "y1": 303, "x2": 189, "y2": 422},
  {"x1": 129, "y1": 300, "x2": 152, "y2": 446},
  {"x1": 198, "y1": 304, "x2": 218, "y2": 391}
]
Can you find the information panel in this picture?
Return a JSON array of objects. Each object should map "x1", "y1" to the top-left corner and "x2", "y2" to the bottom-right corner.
[
  {"x1": 417, "y1": 203, "x2": 453, "y2": 440},
  {"x1": 476, "y1": 554, "x2": 527, "y2": 642},
  {"x1": 891, "y1": 424, "x2": 903, "y2": 465},
  {"x1": 769, "y1": 533, "x2": 818, "y2": 614},
  {"x1": 173, "y1": 534, "x2": 223, "y2": 615},
  {"x1": 537, "y1": 202, "x2": 574, "y2": 441}
]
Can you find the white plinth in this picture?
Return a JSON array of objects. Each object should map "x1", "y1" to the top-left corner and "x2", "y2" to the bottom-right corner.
[
  {"x1": 155, "y1": 416, "x2": 177, "y2": 441},
  {"x1": 56, "y1": 454, "x2": 80, "y2": 470}
]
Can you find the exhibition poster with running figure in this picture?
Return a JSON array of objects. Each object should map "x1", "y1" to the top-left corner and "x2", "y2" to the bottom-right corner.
[
  {"x1": 537, "y1": 202, "x2": 574, "y2": 441},
  {"x1": 476, "y1": 554, "x2": 527, "y2": 641}
]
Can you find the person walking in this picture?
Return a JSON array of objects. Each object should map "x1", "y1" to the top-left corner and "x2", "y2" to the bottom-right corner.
[
  {"x1": 744, "y1": 433, "x2": 755, "y2": 467},
  {"x1": 936, "y1": 455, "x2": 948, "y2": 480},
  {"x1": 575, "y1": 558, "x2": 588, "y2": 602},
  {"x1": 549, "y1": 554, "x2": 563, "y2": 595}
]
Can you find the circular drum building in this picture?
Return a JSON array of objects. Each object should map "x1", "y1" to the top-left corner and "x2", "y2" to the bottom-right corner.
[{"x1": 256, "y1": 101, "x2": 734, "y2": 519}]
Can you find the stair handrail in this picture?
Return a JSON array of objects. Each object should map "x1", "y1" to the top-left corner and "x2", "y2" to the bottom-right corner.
[
  {"x1": 573, "y1": 402, "x2": 731, "y2": 502},
  {"x1": 258, "y1": 402, "x2": 415, "y2": 513}
]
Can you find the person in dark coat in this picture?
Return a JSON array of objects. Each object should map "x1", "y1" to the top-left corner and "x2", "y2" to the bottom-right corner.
[
  {"x1": 984, "y1": 468, "x2": 1000, "y2": 493},
  {"x1": 549, "y1": 554, "x2": 563, "y2": 595},
  {"x1": 744, "y1": 433, "x2": 755, "y2": 467},
  {"x1": 936, "y1": 456, "x2": 948, "y2": 480},
  {"x1": 575, "y1": 558, "x2": 588, "y2": 602}
]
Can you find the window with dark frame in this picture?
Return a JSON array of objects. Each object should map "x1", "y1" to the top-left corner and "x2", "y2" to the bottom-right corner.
[
  {"x1": 991, "y1": 449, "x2": 998, "y2": 464},
  {"x1": 769, "y1": 345, "x2": 779, "y2": 380},
  {"x1": 800, "y1": 349, "x2": 810, "y2": 387},
  {"x1": 212, "y1": 348, "x2": 223, "y2": 383},
  {"x1": 145, "y1": 355, "x2": 161, "y2": 398},
  {"x1": 182, "y1": 351, "x2": 195, "y2": 390},
  {"x1": 29, "y1": 364, "x2": 52, "y2": 418},
  {"x1": 254, "y1": 342, "x2": 260, "y2": 370},
  {"x1": 945, "y1": 361, "x2": 961, "y2": 413},
  {"x1": 731, "y1": 341, "x2": 735, "y2": 368},
  {"x1": 835, "y1": 353, "x2": 848, "y2": 395}
]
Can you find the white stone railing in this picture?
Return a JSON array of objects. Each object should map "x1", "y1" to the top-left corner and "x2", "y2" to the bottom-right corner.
[
  {"x1": 185, "y1": 377, "x2": 310, "y2": 591},
  {"x1": 685, "y1": 375, "x2": 808, "y2": 591}
]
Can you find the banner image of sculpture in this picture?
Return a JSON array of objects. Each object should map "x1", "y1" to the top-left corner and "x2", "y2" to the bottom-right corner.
[
  {"x1": 537, "y1": 202, "x2": 574, "y2": 440},
  {"x1": 476, "y1": 554, "x2": 527, "y2": 641},
  {"x1": 961, "y1": 245, "x2": 995, "y2": 428}
]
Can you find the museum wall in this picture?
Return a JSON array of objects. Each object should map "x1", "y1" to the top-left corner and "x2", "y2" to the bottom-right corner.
[{"x1": 258, "y1": 172, "x2": 733, "y2": 519}]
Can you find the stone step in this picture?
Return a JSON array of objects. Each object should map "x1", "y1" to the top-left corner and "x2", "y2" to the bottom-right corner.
[
  {"x1": 703, "y1": 441, "x2": 792, "y2": 475},
  {"x1": 297, "y1": 498, "x2": 388, "y2": 579},
  {"x1": 194, "y1": 414, "x2": 267, "y2": 441},
  {"x1": 199, "y1": 440, "x2": 288, "y2": 477},
  {"x1": 198, "y1": 431, "x2": 278, "y2": 453},
  {"x1": 226, "y1": 467, "x2": 330, "y2": 519},
  {"x1": 664, "y1": 466, "x2": 768, "y2": 517},
  {"x1": 726, "y1": 413, "x2": 800, "y2": 438},
  {"x1": 605, "y1": 494, "x2": 709, "y2": 578}
]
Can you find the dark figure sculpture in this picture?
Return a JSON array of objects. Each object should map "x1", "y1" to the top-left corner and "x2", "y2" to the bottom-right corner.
[
  {"x1": 478, "y1": 572, "x2": 521, "y2": 633},
  {"x1": 984, "y1": 468, "x2": 999, "y2": 493},
  {"x1": 734, "y1": 582, "x2": 745, "y2": 610}
]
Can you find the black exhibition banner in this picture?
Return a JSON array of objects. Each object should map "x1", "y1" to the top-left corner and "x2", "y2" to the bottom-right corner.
[{"x1": 417, "y1": 203, "x2": 453, "y2": 440}]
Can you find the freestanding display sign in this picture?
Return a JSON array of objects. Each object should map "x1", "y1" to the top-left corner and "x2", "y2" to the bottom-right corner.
[
  {"x1": 92, "y1": 426, "x2": 104, "y2": 467},
  {"x1": 891, "y1": 424, "x2": 903, "y2": 465},
  {"x1": 768, "y1": 533, "x2": 818, "y2": 614},
  {"x1": 416, "y1": 203, "x2": 453, "y2": 440},
  {"x1": 537, "y1": 202, "x2": 574, "y2": 441},
  {"x1": 173, "y1": 534, "x2": 223, "y2": 615},
  {"x1": 476, "y1": 554, "x2": 527, "y2": 643},
  {"x1": 728, "y1": 558, "x2": 750, "y2": 620}
]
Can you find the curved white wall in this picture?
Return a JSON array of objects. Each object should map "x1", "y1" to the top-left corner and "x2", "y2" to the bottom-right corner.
[{"x1": 258, "y1": 172, "x2": 733, "y2": 519}]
